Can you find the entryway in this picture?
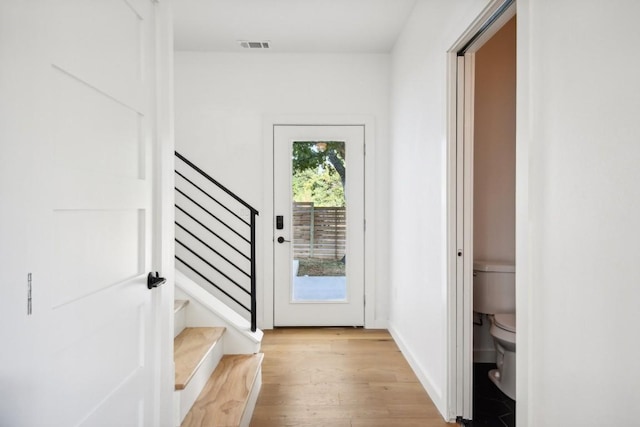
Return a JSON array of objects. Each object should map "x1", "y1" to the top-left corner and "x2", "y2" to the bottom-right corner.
[{"x1": 273, "y1": 125, "x2": 365, "y2": 327}]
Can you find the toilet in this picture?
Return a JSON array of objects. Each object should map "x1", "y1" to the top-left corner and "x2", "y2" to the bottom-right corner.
[{"x1": 473, "y1": 261, "x2": 516, "y2": 400}]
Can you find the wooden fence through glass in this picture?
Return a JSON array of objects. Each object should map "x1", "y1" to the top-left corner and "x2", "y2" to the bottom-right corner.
[{"x1": 292, "y1": 202, "x2": 346, "y2": 260}]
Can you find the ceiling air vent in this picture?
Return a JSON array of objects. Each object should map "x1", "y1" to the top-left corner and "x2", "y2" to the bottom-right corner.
[{"x1": 238, "y1": 40, "x2": 270, "y2": 49}]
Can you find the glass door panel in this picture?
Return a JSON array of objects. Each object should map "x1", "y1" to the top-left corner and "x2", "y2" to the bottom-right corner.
[{"x1": 291, "y1": 141, "x2": 347, "y2": 302}]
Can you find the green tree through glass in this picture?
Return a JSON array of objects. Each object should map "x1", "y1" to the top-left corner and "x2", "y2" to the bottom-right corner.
[{"x1": 292, "y1": 141, "x2": 345, "y2": 207}]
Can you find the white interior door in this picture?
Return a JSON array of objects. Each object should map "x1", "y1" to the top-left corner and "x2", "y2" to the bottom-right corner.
[
  {"x1": 273, "y1": 125, "x2": 365, "y2": 326},
  {"x1": 0, "y1": 1, "x2": 163, "y2": 425}
]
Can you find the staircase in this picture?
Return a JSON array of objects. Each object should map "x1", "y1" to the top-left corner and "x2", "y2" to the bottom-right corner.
[
  {"x1": 172, "y1": 152, "x2": 263, "y2": 426},
  {"x1": 173, "y1": 275, "x2": 264, "y2": 427},
  {"x1": 174, "y1": 151, "x2": 259, "y2": 332}
]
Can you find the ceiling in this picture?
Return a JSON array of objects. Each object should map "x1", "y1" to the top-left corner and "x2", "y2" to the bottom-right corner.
[{"x1": 172, "y1": 0, "x2": 418, "y2": 53}]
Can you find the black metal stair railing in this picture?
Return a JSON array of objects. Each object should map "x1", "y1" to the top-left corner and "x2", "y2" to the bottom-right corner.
[{"x1": 174, "y1": 151, "x2": 259, "y2": 332}]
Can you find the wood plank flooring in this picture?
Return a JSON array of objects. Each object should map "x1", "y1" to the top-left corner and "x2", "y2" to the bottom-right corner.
[{"x1": 250, "y1": 328, "x2": 454, "y2": 427}]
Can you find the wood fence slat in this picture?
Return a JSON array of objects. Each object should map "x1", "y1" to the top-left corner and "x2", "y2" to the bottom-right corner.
[{"x1": 292, "y1": 202, "x2": 346, "y2": 260}]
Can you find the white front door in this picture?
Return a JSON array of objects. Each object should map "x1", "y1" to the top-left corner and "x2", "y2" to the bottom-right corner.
[
  {"x1": 273, "y1": 125, "x2": 365, "y2": 326},
  {"x1": 0, "y1": 1, "x2": 166, "y2": 425}
]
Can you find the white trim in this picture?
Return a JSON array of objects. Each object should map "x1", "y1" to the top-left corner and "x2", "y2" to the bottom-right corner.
[
  {"x1": 462, "y1": 51, "x2": 476, "y2": 420},
  {"x1": 262, "y1": 115, "x2": 377, "y2": 329},
  {"x1": 449, "y1": 0, "x2": 516, "y2": 54},
  {"x1": 151, "y1": 1, "x2": 175, "y2": 425},
  {"x1": 515, "y1": 2, "x2": 531, "y2": 425},
  {"x1": 445, "y1": 51, "x2": 460, "y2": 421},
  {"x1": 261, "y1": 121, "x2": 274, "y2": 330}
]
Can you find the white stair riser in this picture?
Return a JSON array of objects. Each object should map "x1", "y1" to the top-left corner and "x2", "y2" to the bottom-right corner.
[
  {"x1": 174, "y1": 337, "x2": 225, "y2": 426},
  {"x1": 173, "y1": 270, "x2": 264, "y2": 426},
  {"x1": 174, "y1": 305, "x2": 187, "y2": 338},
  {"x1": 175, "y1": 271, "x2": 263, "y2": 354},
  {"x1": 239, "y1": 366, "x2": 262, "y2": 427}
]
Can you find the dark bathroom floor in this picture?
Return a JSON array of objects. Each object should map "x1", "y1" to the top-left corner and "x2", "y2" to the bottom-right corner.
[{"x1": 469, "y1": 362, "x2": 516, "y2": 427}]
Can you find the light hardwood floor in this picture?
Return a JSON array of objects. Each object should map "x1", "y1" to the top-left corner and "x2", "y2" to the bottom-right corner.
[{"x1": 250, "y1": 328, "x2": 455, "y2": 427}]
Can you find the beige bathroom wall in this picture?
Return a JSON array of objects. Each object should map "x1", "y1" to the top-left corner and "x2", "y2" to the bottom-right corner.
[{"x1": 473, "y1": 17, "x2": 516, "y2": 264}]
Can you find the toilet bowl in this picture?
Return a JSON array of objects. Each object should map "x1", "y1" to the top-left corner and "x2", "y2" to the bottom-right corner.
[
  {"x1": 488, "y1": 313, "x2": 516, "y2": 400},
  {"x1": 473, "y1": 261, "x2": 516, "y2": 400}
]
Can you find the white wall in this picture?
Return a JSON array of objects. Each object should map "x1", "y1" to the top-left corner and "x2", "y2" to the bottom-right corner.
[
  {"x1": 174, "y1": 52, "x2": 390, "y2": 328},
  {"x1": 388, "y1": 0, "x2": 490, "y2": 418},
  {"x1": 474, "y1": 17, "x2": 516, "y2": 264},
  {"x1": 518, "y1": 1, "x2": 640, "y2": 425}
]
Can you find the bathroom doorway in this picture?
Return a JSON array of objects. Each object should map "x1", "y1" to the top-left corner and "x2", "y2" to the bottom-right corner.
[
  {"x1": 472, "y1": 15, "x2": 517, "y2": 426},
  {"x1": 448, "y1": 0, "x2": 516, "y2": 424}
]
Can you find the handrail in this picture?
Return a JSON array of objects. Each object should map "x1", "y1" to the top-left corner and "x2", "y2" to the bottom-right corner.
[{"x1": 175, "y1": 152, "x2": 259, "y2": 332}]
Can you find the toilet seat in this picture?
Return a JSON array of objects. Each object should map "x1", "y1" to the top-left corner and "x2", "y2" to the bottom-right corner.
[{"x1": 494, "y1": 313, "x2": 516, "y2": 333}]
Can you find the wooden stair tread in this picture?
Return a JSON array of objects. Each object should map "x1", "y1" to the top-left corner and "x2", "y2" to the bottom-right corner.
[
  {"x1": 175, "y1": 327, "x2": 226, "y2": 390},
  {"x1": 181, "y1": 353, "x2": 264, "y2": 427},
  {"x1": 174, "y1": 299, "x2": 189, "y2": 314}
]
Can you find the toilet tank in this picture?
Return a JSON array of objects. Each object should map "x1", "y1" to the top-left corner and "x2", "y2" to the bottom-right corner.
[{"x1": 473, "y1": 261, "x2": 515, "y2": 314}]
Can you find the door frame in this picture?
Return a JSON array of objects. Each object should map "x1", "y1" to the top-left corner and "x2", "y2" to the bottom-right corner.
[
  {"x1": 446, "y1": 0, "x2": 516, "y2": 422},
  {"x1": 151, "y1": 1, "x2": 176, "y2": 425},
  {"x1": 262, "y1": 115, "x2": 376, "y2": 330}
]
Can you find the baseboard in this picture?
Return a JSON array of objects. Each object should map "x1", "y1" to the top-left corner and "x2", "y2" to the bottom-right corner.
[
  {"x1": 388, "y1": 324, "x2": 448, "y2": 421},
  {"x1": 366, "y1": 318, "x2": 388, "y2": 329}
]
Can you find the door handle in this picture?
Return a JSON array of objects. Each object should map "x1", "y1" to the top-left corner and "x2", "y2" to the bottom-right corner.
[
  {"x1": 147, "y1": 271, "x2": 166, "y2": 289},
  {"x1": 277, "y1": 236, "x2": 290, "y2": 244}
]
